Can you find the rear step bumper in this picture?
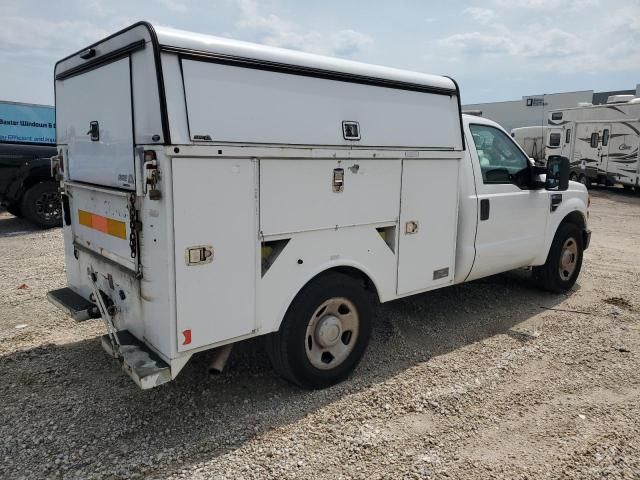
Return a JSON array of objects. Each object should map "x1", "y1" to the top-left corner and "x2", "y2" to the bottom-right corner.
[
  {"x1": 47, "y1": 287, "x2": 100, "y2": 321},
  {"x1": 101, "y1": 330, "x2": 172, "y2": 389}
]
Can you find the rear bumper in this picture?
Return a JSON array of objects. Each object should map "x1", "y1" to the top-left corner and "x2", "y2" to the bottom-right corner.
[
  {"x1": 48, "y1": 287, "x2": 172, "y2": 389},
  {"x1": 583, "y1": 229, "x2": 591, "y2": 250},
  {"x1": 101, "y1": 330, "x2": 172, "y2": 390}
]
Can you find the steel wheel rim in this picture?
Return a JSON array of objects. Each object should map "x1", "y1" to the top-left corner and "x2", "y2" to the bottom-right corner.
[
  {"x1": 35, "y1": 191, "x2": 61, "y2": 221},
  {"x1": 305, "y1": 297, "x2": 359, "y2": 370},
  {"x1": 559, "y1": 237, "x2": 578, "y2": 281}
]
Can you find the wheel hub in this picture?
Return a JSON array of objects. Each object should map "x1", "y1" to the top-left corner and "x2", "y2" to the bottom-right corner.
[
  {"x1": 315, "y1": 315, "x2": 343, "y2": 348},
  {"x1": 305, "y1": 297, "x2": 360, "y2": 370},
  {"x1": 559, "y1": 237, "x2": 578, "y2": 280}
]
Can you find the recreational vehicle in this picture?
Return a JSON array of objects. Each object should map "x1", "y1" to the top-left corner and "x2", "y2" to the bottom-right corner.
[
  {"x1": 48, "y1": 23, "x2": 590, "y2": 390},
  {"x1": 546, "y1": 98, "x2": 640, "y2": 189},
  {"x1": 510, "y1": 126, "x2": 552, "y2": 164}
]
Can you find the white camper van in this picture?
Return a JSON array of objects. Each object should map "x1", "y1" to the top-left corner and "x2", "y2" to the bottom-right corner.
[
  {"x1": 48, "y1": 23, "x2": 590, "y2": 390},
  {"x1": 510, "y1": 126, "x2": 552, "y2": 164},
  {"x1": 545, "y1": 98, "x2": 640, "y2": 189}
]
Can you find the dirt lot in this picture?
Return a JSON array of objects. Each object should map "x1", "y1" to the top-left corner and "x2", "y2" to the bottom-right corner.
[{"x1": 1, "y1": 188, "x2": 639, "y2": 480}]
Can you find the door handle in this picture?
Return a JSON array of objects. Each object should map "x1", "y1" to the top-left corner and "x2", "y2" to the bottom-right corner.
[
  {"x1": 480, "y1": 199, "x2": 490, "y2": 221},
  {"x1": 550, "y1": 193, "x2": 562, "y2": 212}
]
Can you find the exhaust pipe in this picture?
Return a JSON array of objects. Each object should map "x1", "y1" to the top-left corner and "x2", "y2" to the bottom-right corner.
[{"x1": 208, "y1": 344, "x2": 233, "y2": 374}]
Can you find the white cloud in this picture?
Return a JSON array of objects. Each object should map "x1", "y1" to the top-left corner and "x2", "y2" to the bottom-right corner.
[
  {"x1": 331, "y1": 29, "x2": 373, "y2": 57},
  {"x1": 234, "y1": 0, "x2": 372, "y2": 57},
  {"x1": 155, "y1": 0, "x2": 188, "y2": 13},
  {"x1": 464, "y1": 7, "x2": 496, "y2": 24},
  {"x1": 492, "y1": 0, "x2": 599, "y2": 10},
  {"x1": 435, "y1": 1, "x2": 639, "y2": 75},
  {"x1": 439, "y1": 31, "x2": 513, "y2": 56}
]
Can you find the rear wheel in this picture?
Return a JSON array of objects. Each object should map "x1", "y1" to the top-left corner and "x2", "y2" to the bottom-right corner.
[
  {"x1": 20, "y1": 182, "x2": 62, "y2": 229},
  {"x1": 266, "y1": 272, "x2": 372, "y2": 389},
  {"x1": 569, "y1": 172, "x2": 578, "y2": 182},
  {"x1": 533, "y1": 223, "x2": 584, "y2": 293},
  {"x1": 578, "y1": 174, "x2": 590, "y2": 188}
]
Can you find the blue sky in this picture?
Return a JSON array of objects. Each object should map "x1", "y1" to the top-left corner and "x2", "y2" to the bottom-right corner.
[{"x1": 1, "y1": 0, "x2": 638, "y2": 106}]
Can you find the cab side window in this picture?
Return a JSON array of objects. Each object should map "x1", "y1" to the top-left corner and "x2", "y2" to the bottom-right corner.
[{"x1": 469, "y1": 124, "x2": 530, "y2": 186}]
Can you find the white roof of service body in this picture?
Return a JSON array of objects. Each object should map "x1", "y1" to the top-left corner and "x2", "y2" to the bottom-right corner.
[{"x1": 153, "y1": 24, "x2": 457, "y2": 93}]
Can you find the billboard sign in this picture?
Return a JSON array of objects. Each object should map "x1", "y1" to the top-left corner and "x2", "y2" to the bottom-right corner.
[{"x1": 0, "y1": 102, "x2": 56, "y2": 145}]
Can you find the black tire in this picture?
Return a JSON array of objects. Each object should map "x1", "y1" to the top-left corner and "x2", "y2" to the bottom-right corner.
[
  {"x1": 266, "y1": 272, "x2": 372, "y2": 389},
  {"x1": 533, "y1": 223, "x2": 584, "y2": 293},
  {"x1": 5, "y1": 203, "x2": 23, "y2": 218},
  {"x1": 20, "y1": 182, "x2": 62, "y2": 229},
  {"x1": 578, "y1": 174, "x2": 590, "y2": 188},
  {"x1": 569, "y1": 172, "x2": 578, "y2": 182}
]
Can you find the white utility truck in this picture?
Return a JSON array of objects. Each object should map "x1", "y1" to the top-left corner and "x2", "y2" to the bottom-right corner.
[
  {"x1": 48, "y1": 23, "x2": 590, "y2": 390},
  {"x1": 546, "y1": 97, "x2": 640, "y2": 189}
]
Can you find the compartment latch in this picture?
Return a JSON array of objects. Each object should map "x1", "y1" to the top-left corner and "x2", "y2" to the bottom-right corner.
[
  {"x1": 332, "y1": 168, "x2": 344, "y2": 193},
  {"x1": 185, "y1": 245, "x2": 214, "y2": 266}
]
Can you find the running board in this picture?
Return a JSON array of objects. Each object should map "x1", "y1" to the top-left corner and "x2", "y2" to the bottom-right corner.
[
  {"x1": 101, "y1": 330, "x2": 172, "y2": 389},
  {"x1": 47, "y1": 287, "x2": 100, "y2": 321}
]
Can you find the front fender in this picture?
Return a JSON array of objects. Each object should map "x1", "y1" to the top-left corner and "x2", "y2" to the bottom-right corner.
[{"x1": 532, "y1": 194, "x2": 588, "y2": 265}]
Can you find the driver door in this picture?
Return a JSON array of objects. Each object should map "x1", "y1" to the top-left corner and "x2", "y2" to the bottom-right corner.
[{"x1": 467, "y1": 123, "x2": 549, "y2": 281}]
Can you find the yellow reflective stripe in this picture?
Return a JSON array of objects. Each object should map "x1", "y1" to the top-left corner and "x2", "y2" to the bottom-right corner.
[
  {"x1": 78, "y1": 210, "x2": 93, "y2": 228},
  {"x1": 77, "y1": 210, "x2": 127, "y2": 240},
  {"x1": 107, "y1": 218, "x2": 127, "y2": 239}
]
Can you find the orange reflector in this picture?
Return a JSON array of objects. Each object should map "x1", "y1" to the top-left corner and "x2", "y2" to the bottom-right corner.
[{"x1": 78, "y1": 210, "x2": 127, "y2": 239}]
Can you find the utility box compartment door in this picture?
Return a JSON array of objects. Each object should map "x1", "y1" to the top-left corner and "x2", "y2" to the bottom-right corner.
[
  {"x1": 260, "y1": 159, "x2": 401, "y2": 236},
  {"x1": 56, "y1": 57, "x2": 135, "y2": 190},
  {"x1": 67, "y1": 184, "x2": 136, "y2": 272},
  {"x1": 173, "y1": 158, "x2": 258, "y2": 352},
  {"x1": 397, "y1": 159, "x2": 460, "y2": 295}
]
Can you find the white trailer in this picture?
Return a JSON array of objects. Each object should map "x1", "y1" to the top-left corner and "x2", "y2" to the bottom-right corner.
[
  {"x1": 545, "y1": 98, "x2": 640, "y2": 188},
  {"x1": 510, "y1": 126, "x2": 552, "y2": 164},
  {"x1": 48, "y1": 23, "x2": 590, "y2": 390}
]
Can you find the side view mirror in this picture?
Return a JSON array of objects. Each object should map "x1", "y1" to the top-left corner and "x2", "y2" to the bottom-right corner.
[{"x1": 545, "y1": 155, "x2": 569, "y2": 191}]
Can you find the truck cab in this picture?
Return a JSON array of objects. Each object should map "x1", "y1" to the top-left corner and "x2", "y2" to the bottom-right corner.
[{"x1": 458, "y1": 115, "x2": 590, "y2": 288}]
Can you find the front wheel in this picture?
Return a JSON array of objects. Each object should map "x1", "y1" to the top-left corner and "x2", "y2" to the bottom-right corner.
[
  {"x1": 533, "y1": 223, "x2": 584, "y2": 293},
  {"x1": 266, "y1": 272, "x2": 372, "y2": 389},
  {"x1": 569, "y1": 172, "x2": 578, "y2": 182},
  {"x1": 21, "y1": 182, "x2": 62, "y2": 229}
]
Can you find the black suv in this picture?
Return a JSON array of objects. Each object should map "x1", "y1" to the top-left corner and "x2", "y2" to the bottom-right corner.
[{"x1": 0, "y1": 142, "x2": 61, "y2": 228}]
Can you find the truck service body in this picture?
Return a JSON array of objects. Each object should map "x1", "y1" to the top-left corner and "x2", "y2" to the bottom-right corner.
[{"x1": 48, "y1": 23, "x2": 590, "y2": 389}]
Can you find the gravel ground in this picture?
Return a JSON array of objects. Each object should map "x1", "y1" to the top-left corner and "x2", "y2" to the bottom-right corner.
[{"x1": 1, "y1": 187, "x2": 639, "y2": 480}]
